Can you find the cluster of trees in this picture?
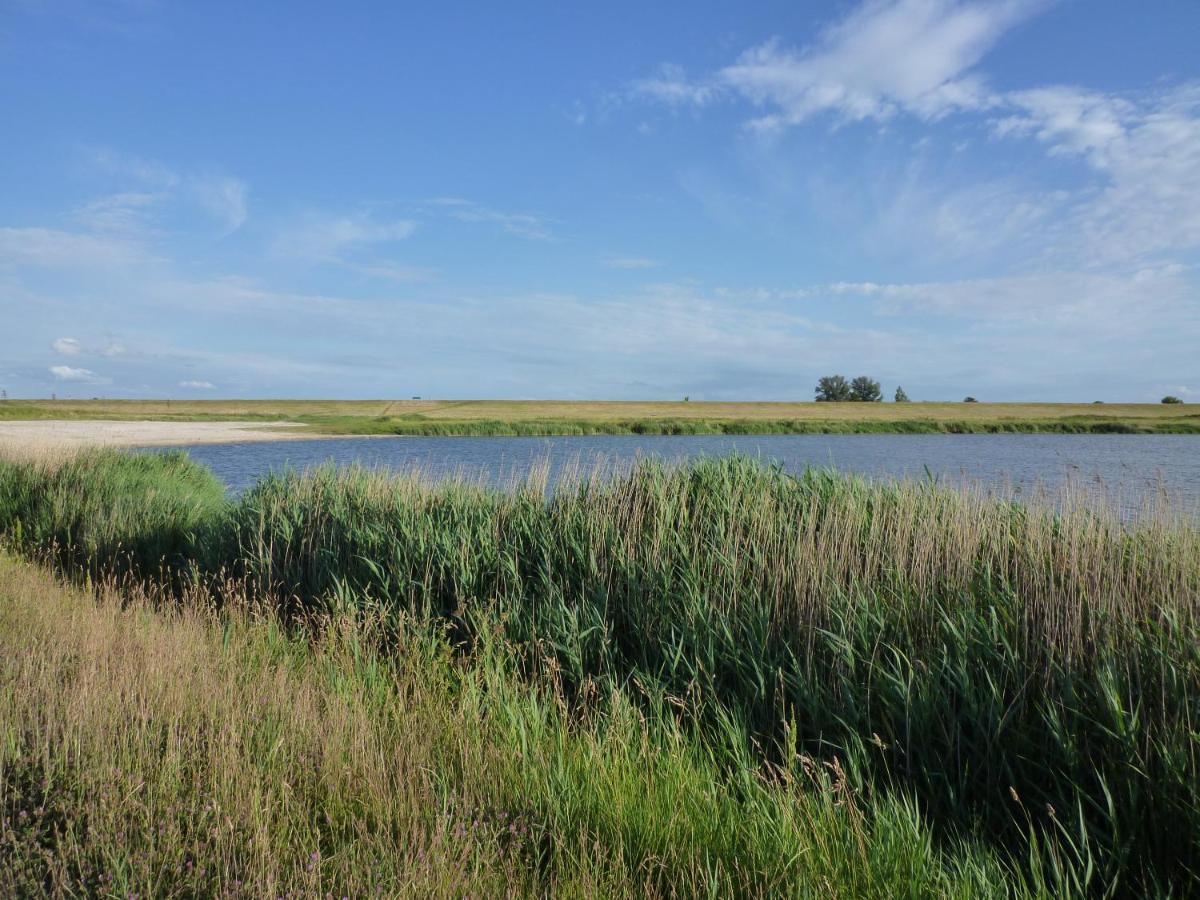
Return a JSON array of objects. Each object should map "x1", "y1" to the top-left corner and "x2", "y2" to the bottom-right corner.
[
  {"x1": 814, "y1": 380, "x2": 1187, "y2": 404},
  {"x1": 815, "y1": 375, "x2": 909, "y2": 403}
]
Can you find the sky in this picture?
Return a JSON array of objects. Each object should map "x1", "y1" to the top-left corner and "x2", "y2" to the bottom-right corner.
[{"x1": 2, "y1": 0, "x2": 1198, "y2": 402}]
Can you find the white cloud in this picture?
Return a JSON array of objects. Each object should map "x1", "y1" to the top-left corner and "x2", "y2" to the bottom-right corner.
[
  {"x1": 190, "y1": 175, "x2": 248, "y2": 233},
  {"x1": 0, "y1": 227, "x2": 145, "y2": 268},
  {"x1": 676, "y1": 0, "x2": 1043, "y2": 130},
  {"x1": 273, "y1": 214, "x2": 417, "y2": 260},
  {"x1": 343, "y1": 261, "x2": 436, "y2": 282},
  {"x1": 431, "y1": 198, "x2": 554, "y2": 241},
  {"x1": 631, "y1": 64, "x2": 719, "y2": 107},
  {"x1": 995, "y1": 83, "x2": 1200, "y2": 262},
  {"x1": 820, "y1": 264, "x2": 1198, "y2": 338},
  {"x1": 102, "y1": 342, "x2": 127, "y2": 357},
  {"x1": 71, "y1": 191, "x2": 163, "y2": 234},
  {"x1": 49, "y1": 365, "x2": 102, "y2": 382},
  {"x1": 178, "y1": 380, "x2": 216, "y2": 390},
  {"x1": 89, "y1": 148, "x2": 181, "y2": 189},
  {"x1": 52, "y1": 337, "x2": 82, "y2": 356},
  {"x1": 630, "y1": 2, "x2": 1200, "y2": 270},
  {"x1": 605, "y1": 256, "x2": 659, "y2": 269},
  {"x1": 87, "y1": 148, "x2": 248, "y2": 234}
]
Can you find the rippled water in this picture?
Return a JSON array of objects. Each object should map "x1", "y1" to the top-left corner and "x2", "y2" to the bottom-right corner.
[{"x1": 162, "y1": 434, "x2": 1200, "y2": 516}]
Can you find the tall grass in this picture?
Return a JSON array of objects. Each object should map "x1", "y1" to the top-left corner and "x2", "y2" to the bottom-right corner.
[
  {"x1": 0, "y1": 449, "x2": 226, "y2": 579},
  {"x1": 0, "y1": 554, "x2": 1015, "y2": 897},
  {"x1": 2, "y1": 449, "x2": 1199, "y2": 893}
]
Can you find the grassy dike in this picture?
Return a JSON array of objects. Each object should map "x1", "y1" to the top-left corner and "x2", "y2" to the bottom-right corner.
[
  {"x1": 3, "y1": 398, "x2": 1198, "y2": 435},
  {"x1": 3, "y1": 449, "x2": 1200, "y2": 895}
]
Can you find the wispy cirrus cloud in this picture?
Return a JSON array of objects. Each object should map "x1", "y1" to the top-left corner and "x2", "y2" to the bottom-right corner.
[
  {"x1": 994, "y1": 83, "x2": 1200, "y2": 263},
  {"x1": 632, "y1": 0, "x2": 1043, "y2": 129},
  {"x1": 430, "y1": 198, "x2": 554, "y2": 241},
  {"x1": 631, "y1": 63, "x2": 720, "y2": 108},
  {"x1": 605, "y1": 256, "x2": 659, "y2": 269},
  {"x1": 86, "y1": 148, "x2": 249, "y2": 234},
  {"x1": 190, "y1": 175, "x2": 248, "y2": 234},
  {"x1": 823, "y1": 264, "x2": 1197, "y2": 332},
  {"x1": 272, "y1": 213, "x2": 417, "y2": 261},
  {"x1": 71, "y1": 191, "x2": 163, "y2": 235},
  {"x1": 630, "y1": 0, "x2": 1200, "y2": 274},
  {"x1": 0, "y1": 227, "x2": 148, "y2": 269}
]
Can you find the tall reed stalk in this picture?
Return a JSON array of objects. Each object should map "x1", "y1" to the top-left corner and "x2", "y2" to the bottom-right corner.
[{"x1": 2, "y1": 449, "x2": 1197, "y2": 893}]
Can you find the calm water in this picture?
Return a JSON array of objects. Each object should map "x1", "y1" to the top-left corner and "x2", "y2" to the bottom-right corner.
[{"x1": 167, "y1": 434, "x2": 1200, "y2": 515}]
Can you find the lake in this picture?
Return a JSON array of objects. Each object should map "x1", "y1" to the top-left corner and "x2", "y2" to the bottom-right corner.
[{"x1": 168, "y1": 433, "x2": 1200, "y2": 516}]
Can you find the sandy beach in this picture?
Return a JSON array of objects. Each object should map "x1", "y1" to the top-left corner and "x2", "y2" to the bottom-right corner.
[{"x1": 0, "y1": 420, "x2": 316, "y2": 454}]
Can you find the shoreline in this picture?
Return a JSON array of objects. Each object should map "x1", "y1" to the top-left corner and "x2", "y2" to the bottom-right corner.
[
  {"x1": 1, "y1": 417, "x2": 1198, "y2": 454},
  {"x1": 0, "y1": 420, "x2": 320, "y2": 453}
]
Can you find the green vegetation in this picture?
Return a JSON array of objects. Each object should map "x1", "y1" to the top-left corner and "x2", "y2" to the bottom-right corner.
[
  {"x1": 311, "y1": 415, "x2": 1200, "y2": 436},
  {"x1": 2, "y1": 449, "x2": 1199, "y2": 894},
  {"x1": 3, "y1": 397, "x2": 1199, "y2": 435},
  {"x1": 814, "y1": 374, "x2": 853, "y2": 401},
  {"x1": 0, "y1": 552, "x2": 1018, "y2": 897},
  {"x1": 1163, "y1": 396, "x2": 1184, "y2": 404},
  {"x1": 815, "y1": 375, "x2": 883, "y2": 402}
]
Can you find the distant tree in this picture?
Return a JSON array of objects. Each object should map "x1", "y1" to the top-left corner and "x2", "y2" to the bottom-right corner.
[
  {"x1": 1162, "y1": 395, "x2": 1184, "y2": 404},
  {"x1": 683, "y1": 395, "x2": 690, "y2": 402},
  {"x1": 850, "y1": 376, "x2": 883, "y2": 402},
  {"x1": 894, "y1": 385, "x2": 910, "y2": 403},
  {"x1": 815, "y1": 375, "x2": 852, "y2": 402},
  {"x1": 964, "y1": 396, "x2": 977, "y2": 403}
]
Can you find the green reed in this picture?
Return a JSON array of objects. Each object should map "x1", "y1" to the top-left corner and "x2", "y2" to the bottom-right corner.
[{"x1": 1, "y1": 449, "x2": 1198, "y2": 894}]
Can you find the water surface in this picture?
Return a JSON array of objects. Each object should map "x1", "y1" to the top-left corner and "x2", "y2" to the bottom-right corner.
[{"x1": 169, "y1": 434, "x2": 1200, "y2": 515}]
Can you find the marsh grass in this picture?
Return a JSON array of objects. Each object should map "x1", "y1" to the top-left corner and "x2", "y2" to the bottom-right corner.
[
  {"x1": 0, "y1": 555, "x2": 1017, "y2": 897},
  {"x1": 2, "y1": 449, "x2": 1199, "y2": 894}
]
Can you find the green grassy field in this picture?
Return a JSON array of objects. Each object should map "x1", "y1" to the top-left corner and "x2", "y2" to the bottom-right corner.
[
  {"x1": 2, "y1": 449, "x2": 1199, "y2": 894},
  {"x1": 1, "y1": 397, "x2": 1197, "y2": 434}
]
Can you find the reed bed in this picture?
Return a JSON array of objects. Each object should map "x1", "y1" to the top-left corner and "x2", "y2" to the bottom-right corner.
[
  {"x1": 1, "y1": 449, "x2": 1199, "y2": 894},
  {"x1": 0, "y1": 554, "x2": 1014, "y2": 897}
]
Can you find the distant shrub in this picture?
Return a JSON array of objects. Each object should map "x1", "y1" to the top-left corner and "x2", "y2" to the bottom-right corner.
[
  {"x1": 964, "y1": 396, "x2": 978, "y2": 403},
  {"x1": 1162, "y1": 396, "x2": 1184, "y2": 404}
]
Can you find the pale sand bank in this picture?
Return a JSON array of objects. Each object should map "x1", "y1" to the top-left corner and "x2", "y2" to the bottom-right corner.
[{"x1": 0, "y1": 420, "x2": 316, "y2": 453}]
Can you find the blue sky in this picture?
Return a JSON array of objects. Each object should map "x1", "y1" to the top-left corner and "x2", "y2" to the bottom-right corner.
[{"x1": 2, "y1": 0, "x2": 1198, "y2": 401}]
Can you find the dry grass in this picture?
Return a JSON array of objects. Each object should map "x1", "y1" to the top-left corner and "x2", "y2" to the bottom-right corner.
[
  {"x1": 0, "y1": 553, "x2": 1013, "y2": 898},
  {"x1": 0, "y1": 555, "x2": 517, "y2": 897}
]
